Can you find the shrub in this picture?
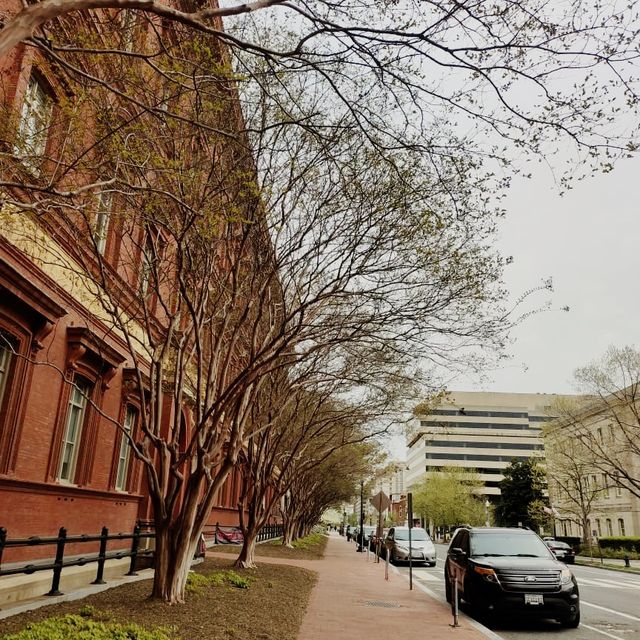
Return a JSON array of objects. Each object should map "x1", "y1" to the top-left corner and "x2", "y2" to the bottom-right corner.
[
  {"x1": 185, "y1": 570, "x2": 251, "y2": 594},
  {"x1": 225, "y1": 570, "x2": 252, "y2": 589},
  {"x1": 291, "y1": 533, "x2": 325, "y2": 550},
  {"x1": 1, "y1": 615, "x2": 175, "y2": 640},
  {"x1": 597, "y1": 537, "x2": 640, "y2": 553}
]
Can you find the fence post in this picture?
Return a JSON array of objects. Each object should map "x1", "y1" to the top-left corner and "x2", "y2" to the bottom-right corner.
[
  {"x1": 214, "y1": 522, "x2": 219, "y2": 545},
  {"x1": 92, "y1": 526, "x2": 109, "y2": 585},
  {"x1": 47, "y1": 527, "x2": 67, "y2": 596},
  {"x1": 127, "y1": 525, "x2": 140, "y2": 576},
  {"x1": 0, "y1": 527, "x2": 6, "y2": 571}
]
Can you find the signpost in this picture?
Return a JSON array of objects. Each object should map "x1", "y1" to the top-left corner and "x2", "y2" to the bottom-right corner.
[{"x1": 370, "y1": 491, "x2": 391, "y2": 564}]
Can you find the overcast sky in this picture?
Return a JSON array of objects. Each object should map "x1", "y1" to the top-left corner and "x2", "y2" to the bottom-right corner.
[{"x1": 451, "y1": 153, "x2": 640, "y2": 396}]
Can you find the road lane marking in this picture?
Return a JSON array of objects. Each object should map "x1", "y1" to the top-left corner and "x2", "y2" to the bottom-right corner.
[
  {"x1": 582, "y1": 623, "x2": 628, "y2": 640},
  {"x1": 587, "y1": 577, "x2": 640, "y2": 590},
  {"x1": 582, "y1": 601, "x2": 640, "y2": 622},
  {"x1": 413, "y1": 571, "x2": 441, "y2": 582},
  {"x1": 577, "y1": 577, "x2": 624, "y2": 589}
]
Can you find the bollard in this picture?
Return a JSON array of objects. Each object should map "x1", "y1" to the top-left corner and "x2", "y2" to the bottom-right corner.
[
  {"x1": 47, "y1": 527, "x2": 67, "y2": 596},
  {"x1": 624, "y1": 555, "x2": 631, "y2": 568},
  {"x1": 450, "y1": 578, "x2": 460, "y2": 628}
]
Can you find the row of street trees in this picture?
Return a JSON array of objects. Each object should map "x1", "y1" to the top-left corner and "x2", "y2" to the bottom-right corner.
[
  {"x1": 410, "y1": 459, "x2": 550, "y2": 535},
  {"x1": 2, "y1": 0, "x2": 640, "y2": 603}
]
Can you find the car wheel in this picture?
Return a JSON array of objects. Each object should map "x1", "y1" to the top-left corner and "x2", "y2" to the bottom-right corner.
[
  {"x1": 561, "y1": 611, "x2": 580, "y2": 628},
  {"x1": 390, "y1": 550, "x2": 396, "y2": 565}
]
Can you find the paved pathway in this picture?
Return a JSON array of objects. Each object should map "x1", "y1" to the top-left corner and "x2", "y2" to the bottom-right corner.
[{"x1": 214, "y1": 532, "x2": 495, "y2": 640}]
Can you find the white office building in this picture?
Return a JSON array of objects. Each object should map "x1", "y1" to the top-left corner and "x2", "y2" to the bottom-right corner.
[{"x1": 407, "y1": 391, "x2": 564, "y2": 496}]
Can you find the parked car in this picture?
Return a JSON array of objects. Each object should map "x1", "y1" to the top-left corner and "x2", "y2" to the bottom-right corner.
[
  {"x1": 545, "y1": 540, "x2": 576, "y2": 564},
  {"x1": 444, "y1": 527, "x2": 580, "y2": 628},
  {"x1": 354, "y1": 525, "x2": 376, "y2": 548},
  {"x1": 384, "y1": 526, "x2": 437, "y2": 566}
]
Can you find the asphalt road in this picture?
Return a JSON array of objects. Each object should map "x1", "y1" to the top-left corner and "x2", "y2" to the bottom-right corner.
[{"x1": 393, "y1": 543, "x2": 640, "y2": 640}]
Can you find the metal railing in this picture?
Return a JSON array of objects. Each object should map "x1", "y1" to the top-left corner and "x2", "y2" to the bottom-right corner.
[{"x1": 0, "y1": 524, "x2": 154, "y2": 596}]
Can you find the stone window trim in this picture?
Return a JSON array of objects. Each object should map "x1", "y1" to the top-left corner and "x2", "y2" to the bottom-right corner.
[{"x1": 47, "y1": 326, "x2": 126, "y2": 486}]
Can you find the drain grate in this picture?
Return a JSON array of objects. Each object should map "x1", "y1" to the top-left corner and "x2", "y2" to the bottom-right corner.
[{"x1": 364, "y1": 600, "x2": 400, "y2": 609}]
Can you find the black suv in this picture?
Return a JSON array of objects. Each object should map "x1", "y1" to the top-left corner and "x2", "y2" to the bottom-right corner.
[{"x1": 444, "y1": 527, "x2": 580, "y2": 628}]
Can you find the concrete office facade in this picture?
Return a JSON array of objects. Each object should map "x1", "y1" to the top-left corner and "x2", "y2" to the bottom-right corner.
[{"x1": 407, "y1": 391, "x2": 561, "y2": 497}]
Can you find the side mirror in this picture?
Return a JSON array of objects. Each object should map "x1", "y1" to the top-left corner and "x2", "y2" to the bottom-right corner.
[{"x1": 450, "y1": 547, "x2": 466, "y2": 557}]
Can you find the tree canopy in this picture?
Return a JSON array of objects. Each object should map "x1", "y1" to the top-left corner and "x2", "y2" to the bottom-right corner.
[
  {"x1": 496, "y1": 458, "x2": 546, "y2": 528},
  {"x1": 412, "y1": 467, "x2": 486, "y2": 531}
]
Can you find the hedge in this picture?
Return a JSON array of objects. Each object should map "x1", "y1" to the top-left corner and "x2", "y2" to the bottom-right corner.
[{"x1": 597, "y1": 537, "x2": 640, "y2": 552}]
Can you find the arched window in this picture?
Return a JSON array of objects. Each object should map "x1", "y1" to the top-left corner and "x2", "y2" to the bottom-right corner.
[{"x1": 618, "y1": 518, "x2": 626, "y2": 536}]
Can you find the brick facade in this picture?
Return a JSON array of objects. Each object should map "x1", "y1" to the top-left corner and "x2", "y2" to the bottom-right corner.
[{"x1": 0, "y1": 2, "x2": 255, "y2": 562}]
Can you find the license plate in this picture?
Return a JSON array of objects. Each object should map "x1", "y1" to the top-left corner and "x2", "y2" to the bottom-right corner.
[{"x1": 525, "y1": 593, "x2": 544, "y2": 605}]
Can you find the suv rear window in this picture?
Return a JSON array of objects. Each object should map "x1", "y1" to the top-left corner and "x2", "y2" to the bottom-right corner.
[{"x1": 470, "y1": 532, "x2": 552, "y2": 558}]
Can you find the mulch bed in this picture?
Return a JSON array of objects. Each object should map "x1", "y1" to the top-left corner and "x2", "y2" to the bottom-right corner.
[
  {"x1": 213, "y1": 533, "x2": 328, "y2": 562},
  {"x1": 0, "y1": 557, "x2": 317, "y2": 640}
]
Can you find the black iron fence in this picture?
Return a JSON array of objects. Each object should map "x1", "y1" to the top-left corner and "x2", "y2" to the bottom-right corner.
[
  {"x1": 0, "y1": 521, "x2": 284, "y2": 597},
  {"x1": 257, "y1": 523, "x2": 283, "y2": 542},
  {"x1": 0, "y1": 524, "x2": 154, "y2": 596}
]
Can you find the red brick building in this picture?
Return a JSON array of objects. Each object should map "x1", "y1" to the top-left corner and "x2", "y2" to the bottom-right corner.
[{"x1": 0, "y1": 1, "x2": 252, "y2": 562}]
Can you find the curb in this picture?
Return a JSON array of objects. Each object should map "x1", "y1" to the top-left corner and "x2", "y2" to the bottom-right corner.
[
  {"x1": 0, "y1": 568, "x2": 155, "y2": 621},
  {"x1": 388, "y1": 562, "x2": 506, "y2": 640}
]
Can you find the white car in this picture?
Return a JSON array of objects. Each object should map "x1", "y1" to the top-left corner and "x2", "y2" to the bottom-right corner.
[{"x1": 385, "y1": 526, "x2": 437, "y2": 566}]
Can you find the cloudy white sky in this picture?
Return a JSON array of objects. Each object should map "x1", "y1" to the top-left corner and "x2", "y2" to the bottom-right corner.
[{"x1": 451, "y1": 153, "x2": 640, "y2": 396}]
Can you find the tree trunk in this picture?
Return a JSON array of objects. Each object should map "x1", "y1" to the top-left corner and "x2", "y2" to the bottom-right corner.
[
  {"x1": 235, "y1": 532, "x2": 258, "y2": 568},
  {"x1": 282, "y1": 513, "x2": 297, "y2": 547},
  {"x1": 151, "y1": 525, "x2": 198, "y2": 604}
]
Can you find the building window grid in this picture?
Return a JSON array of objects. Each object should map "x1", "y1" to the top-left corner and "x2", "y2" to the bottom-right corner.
[
  {"x1": 606, "y1": 518, "x2": 613, "y2": 536},
  {"x1": 115, "y1": 406, "x2": 136, "y2": 491},
  {"x1": 15, "y1": 74, "x2": 52, "y2": 173},
  {"x1": 58, "y1": 379, "x2": 91, "y2": 482},
  {"x1": 426, "y1": 452, "x2": 542, "y2": 462},
  {"x1": 425, "y1": 439, "x2": 543, "y2": 451}
]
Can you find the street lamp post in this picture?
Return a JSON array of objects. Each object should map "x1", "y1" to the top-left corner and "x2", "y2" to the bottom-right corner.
[
  {"x1": 484, "y1": 499, "x2": 491, "y2": 528},
  {"x1": 357, "y1": 480, "x2": 365, "y2": 552}
]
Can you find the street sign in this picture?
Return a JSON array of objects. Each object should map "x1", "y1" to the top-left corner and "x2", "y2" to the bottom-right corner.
[{"x1": 370, "y1": 491, "x2": 391, "y2": 512}]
